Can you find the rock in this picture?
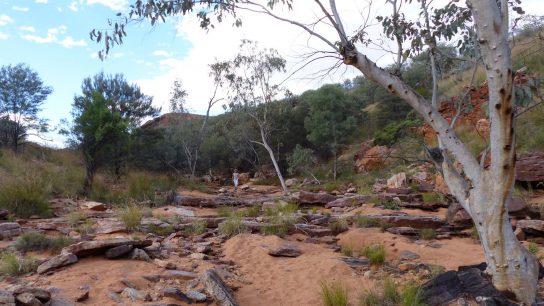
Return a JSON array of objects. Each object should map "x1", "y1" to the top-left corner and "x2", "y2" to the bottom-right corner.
[
  {"x1": 195, "y1": 245, "x2": 212, "y2": 254},
  {"x1": 13, "y1": 288, "x2": 50, "y2": 303},
  {"x1": 62, "y1": 238, "x2": 152, "y2": 257},
  {"x1": 338, "y1": 257, "x2": 369, "y2": 268},
  {"x1": 398, "y1": 263, "x2": 417, "y2": 272},
  {"x1": 387, "y1": 172, "x2": 407, "y2": 189},
  {"x1": 399, "y1": 250, "x2": 420, "y2": 261},
  {"x1": 105, "y1": 245, "x2": 134, "y2": 259},
  {"x1": 387, "y1": 227, "x2": 419, "y2": 236},
  {"x1": 412, "y1": 171, "x2": 431, "y2": 183},
  {"x1": 190, "y1": 252, "x2": 208, "y2": 260},
  {"x1": 163, "y1": 288, "x2": 192, "y2": 303},
  {"x1": 285, "y1": 178, "x2": 299, "y2": 187},
  {"x1": 445, "y1": 202, "x2": 472, "y2": 228},
  {"x1": 164, "y1": 270, "x2": 199, "y2": 280},
  {"x1": 514, "y1": 227, "x2": 525, "y2": 241},
  {"x1": 74, "y1": 289, "x2": 89, "y2": 302},
  {"x1": 516, "y1": 152, "x2": 544, "y2": 182},
  {"x1": 355, "y1": 145, "x2": 390, "y2": 172},
  {"x1": 325, "y1": 195, "x2": 370, "y2": 209},
  {"x1": 421, "y1": 263, "x2": 515, "y2": 306},
  {"x1": 15, "y1": 293, "x2": 42, "y2": 306},
  {"x1": 292, "y1": 191, "x2": 337, "y2": 205},
  {"x1": 37, "y1": 253, "x2": 78, "y2": 274},
  {"x1": 0, "y1": 290, "x2": 15, "y2": 305},
  {"x1": 0, "y1": 222, "x2": 21, "y2": 239},
  {"x1": 49, "y1": 298, "x2": 76, "y2": 306},
  {"x1": 187, "y1": 290, "x2": 207, "y2": 302},
  {"x1": 238, "y1": 172, "x2": 251, "y2": 184},
  {"x1": 202, "y1": 269, "x2": 239, "y2": 306},
  {"x1": 434, "y1": 174, "x2": 451, "y2": 195},
  {"x1": 360, "y1": 214, "x2": 445, "y2": 229},
  {"x1": 294, "y1": 224, "x2": 332, "y2": 237},
  {"x1": 82, "y1": 201, "x2": 107, "y2": 211},
  {"x1": 121, "y1": 288, "x2": 151, "y2": 302},
  {"x1": 129, "y1": 248, "x2": 151, "y2": 261},
  {"x1": 0, "y1": 209, "x2": 8, "y2": 220},
  {"x1": 239, "y1": 184, "x2": 250, "y2": 191},
  {"x1": 517, "y1": 219, "x2": 544, "y2": 235},
  {"x1": 107, "y1": 291, "x2": 122, "y2": 304},
  {"x1": 266, "y1": 243, "x2": 301, "y2": 257},
  {"x1": 154, "y1": 259, "x2": 176, "y2": 269}
]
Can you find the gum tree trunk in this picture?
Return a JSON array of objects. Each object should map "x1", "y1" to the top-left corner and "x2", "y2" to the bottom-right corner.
[{"x1": 259, "y1": 127, "x2": 289, "y2": 194}]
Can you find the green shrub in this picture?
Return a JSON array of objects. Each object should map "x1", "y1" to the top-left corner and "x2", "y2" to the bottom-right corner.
[
  {"x1": 359, "y1": 280, "x2": 424, "y2": 306},
  {"x1": 422, "y1": 192, "x2": 443, "y2": 204},
  {"x1": 188, "y1": 219, "x2": 208, "y2": 235},
  {"x1": 362, "y1": 244, "x2": 386, "y2": 266},
  {"x1": 239, "y1": 205, "x2": 261, "y2": 217},
  {"x1": 341, "y1": 245, "x2": 353, "y2": 257},
  {"x1": 117, "y1": 204, "x2": 144, "y2": 231},
  {"x1": 127, "y1": 171, "x2": 179, "y2": 202},
  {"x1": 0, "y1": 252, "x2": 39, "y2": 276},
  {"x1": 381, "y1": 199, "x2": 400, "y2": 211},
  {"x1": 329, "y1": 218, "x2": 349, "y2": 235},
  {"x1": 359, "y1": 290, "x2": 382, "y2": 306},
  {"x1": 148, "y1": 224, "x2": 174, "y2": 236},
  {"x1": 324, "y1": 182, "x2": 340, "y2": 193},
  {"x1": 383, "y1": 278, "x2": 401, "y2": 304},
  {"x1": 218, "y1": 215, "x2": 248, "y2": 238},
  {"x1": 261, "y1": 214, "x2": 295, "y2": 236},
  {"x1": 14, "y1": 232, "x2": 74, "y2": 254},
  {"x1": 263, "y1": 202, "x2": 299, "y2": 217},
  {"x1": 399, "y1": 282, "x2": 425, "y2": 306},
  {"x1": 67, "y1": 211, "x2": 87, "y2": 228},
  {"x1": 354, "y1": 215, "x2": 381, "y2": 228},
  {"x1": 0, "y1": 178, "x2": 51, "y2": 218},
  {"x1": 429, "y1": 265, "x2": 445, "y2": 278},
  {"x1": 217, "y1": 206, "x2": 235, "y2": 217},
  {"x1": 321, "y1": 281, "x2": 349, "y2": 306},
  {"x1": 379, "y1": 221, "x2": 394, "y2": 232},
  {"x1": 419, "y1": 228, "x2": 437, "y2": 240},
  {"x1": 528, "y1": 242, "x2": 540, "y2": 255},
  {"x1": 178, "y1": 177, "x2": 212, "y2": 192}
]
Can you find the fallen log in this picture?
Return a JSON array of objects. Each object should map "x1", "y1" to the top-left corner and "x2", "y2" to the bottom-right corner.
[{"x1": 202, "y1": 269, "x2": 239, "y2": 306}]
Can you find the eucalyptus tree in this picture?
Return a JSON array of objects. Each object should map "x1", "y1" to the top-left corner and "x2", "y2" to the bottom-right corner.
[
  {"x1": 93, "y1": 0, "x2": 537, "y2": 302},
  {"x1": 220, "y1": 40, "x2": 289, "y2": 193},
  {"x1": 0, "y1": 64, "x2": 52, "y2": 152}
]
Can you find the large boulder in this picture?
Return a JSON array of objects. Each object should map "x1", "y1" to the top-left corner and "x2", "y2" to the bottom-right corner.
[
  {"x1": 61, "y1": 238, "x2": 152, "y2": 257},
  {"x1": 517, "y1": 220, "x2": 544, "y2": 236},
  {"x1": 387, "y1": 173, "x2": 407, "y2": 189},
  {"x1": 0, "y1": 222, "x2": 21, "y2": 240},
  {"x1": 238, "y1": 172, "x2": 251, "y2": 184},
  {"x1": 37, "y1": 253, "x2": 78, "y2": 274},
  {"x1": 292, "y1": 191, "x2": 337, "y2": 205},
  {"x1": 354, "y1": 145, "x2": 390, "y2": 173},
  {"x1": 516, "y1": 152, "x2": 544, "y2": 183}
]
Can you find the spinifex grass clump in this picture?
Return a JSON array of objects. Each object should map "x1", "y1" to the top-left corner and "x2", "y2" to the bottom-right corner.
[
  {"x1": 321, "y1": 281, "x2": 349, "y2": 306},
  {"x1": 362, "y1": 244, "x2": 386, "y2": 266}
]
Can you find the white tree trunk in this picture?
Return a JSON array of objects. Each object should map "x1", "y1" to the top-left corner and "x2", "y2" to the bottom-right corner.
[{"x1": 259, "y1": 127, "x2": 289, "y2": 194}]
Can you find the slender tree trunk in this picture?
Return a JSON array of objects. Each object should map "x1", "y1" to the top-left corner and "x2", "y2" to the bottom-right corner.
[
  {"x1": 259, "y1": 127, "x2": 289, "y2": 194},
  {"x1": 81, "y1": 161, "x2": 96, "y2": 197},
  {"x1": 333, "y1": 150, "x2": 337, "y2": 182}
]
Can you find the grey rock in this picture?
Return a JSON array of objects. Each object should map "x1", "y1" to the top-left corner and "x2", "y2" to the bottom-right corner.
[
  {"x1": 107, "y1": 291, "x2": 122, "y2": 304},
  {"x1": 0, "y1": 222, "x2": 21, "y2": 239},
  {"x1": 0, "y1": 290, "x2": 15, "y2": 305},
  {"x1": 129, "y1": 248, "x2": 151, "y2": 261},
  {"x1": 49, "y1": 298, "x2": 75, "y2": 306},
  {"x1": 338, "y1": 257, "x2": 369, "y2": 268},
  {"x1": 121, "y1": 288, "x2": 151, "y2": 302},
  {"x1": 105, "y1": 245, "x2": 134, "y2": 259},
  {"x1": 266, "y1": 243, "x2": 301, "y2": 257},
  {"x1": 399, "y1": 250, "x2": 420, "y2": 261},
  {"x1": 163, "y1": 288, "x2": 192, "y2": 303},
  {"x1": 61, "y1": 238, "x2": 151, "y2": 257},
  {"x1": 15, "y1": 292, "x2": 42, "y2": 306},
  {"x1": 37, "y1": 253, "x2": 78, "y2": 274},
  {"x1": 165, "y1": 270, "x2": 199, "y2": 280},
  {"x1": 187, "y1": 290, "x2": 207, "y2": 302}
]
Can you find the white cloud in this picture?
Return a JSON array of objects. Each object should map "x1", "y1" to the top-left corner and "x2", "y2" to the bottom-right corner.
[
  {"x1": 0, "y1": 32, "x2": 9, "y2": 40},
  {"x1": 153, "y1": 50, "x2": 173, "y2": 57},
  {"x1": 19, "y1": 26, "x2": 35, "y2": 32},
  {"x1": 86, "y1": 0, "x2": 127, "y2": 11},
  {"x1": 12, "y1": 6, "x2": 30, "y2": 12},
  {"x1": 22, "y1": 25, "x2": 87, "y2": 48},
  {"x1": 111, "y1": 52, "x2": 124, "y2": 58},
  {"x1": 59, "y1": 36, "x2": 87, "y2": 48},
  {"x1": 35, "y1": 0, "x2": 48, "y2": 3},
  {"x1": 68, "y1": 2, "x2": 78, "y2": 12},
  {"x1": 0, "y1": 15, "x2": 13, "y2": 26}
]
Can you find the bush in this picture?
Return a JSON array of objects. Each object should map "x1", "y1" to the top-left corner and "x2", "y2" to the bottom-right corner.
[
  {"x1": 217, "y1": 206, "x2": 235, "y2": 217},
  {"x1": 148, "y1": 224, "x2": 174, "y2": 236},
  {"x1": 422, "y1": 192, "x2": 443, "y2": 204},
  {"x1": 354, "y1": 215, "x2": 381, "y2": 228},
  {"x1": 263, "y1": 202, "x2": 299, "y2": 217},
  {"x1": 261, "y1": 214, "x2": 295, "y2": 236},
  {"x1": 341, "y1": 245, "x2": 354, "y2": 257},
  {"x1": 321, "y1": 281, "x2": 349, "y2": 306},
  {"x1": 528, "y1": 242, "x2": 539, "y2": 255},
  {"x1": 14, "y1": 232, "x2": 74, "y2": 254},
  {"x1": 419, "y1": 228, "x2": 437, "y2": 240},
  {"x1": 127, "y1": 171, "x2": 179, "y2": 202},
  {"x1": 218, "y1": 215, "x2": 248, "y2": 238},
  {"x1": 359, "y1": 280, "x2": 424, "y2": 306},
  {"x1": 188, "y1": 219, "x2": 208, "y2": 235},
  {"x1": 381, "y1": 199, "x2": 400, "y2": 211},
  {"x1": 76, "y1": 219, "x2": 95, "y2": 235},
  {"x1": 0, "y1": 178, "x2": 51, "y2": 218},
  {"x1": 324, "y1": 182, "x2": 340, "y2": 193},
  {"x1": 329, "y1": 218, "x2": 349, "y2": 235},
  {"x1": 239, "y1": 205, "x2": 261, "y2": 217},
  {"x1": 117, "y1": 204, "x2": 144, "y2": 231},
  {"x1": 0, "y1": 252, "x2": 39, "y2": 276},
  {"x1": 362, "y1": 244, "x2": 386, "y2": 266},
  {"x1": 67, "y1": 211, "x2": 87, "y2": 228}
]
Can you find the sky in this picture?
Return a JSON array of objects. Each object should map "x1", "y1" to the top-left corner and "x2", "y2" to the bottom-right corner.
[{"x1": 0, "y1": 0, "x2": 543, "y2": 147}]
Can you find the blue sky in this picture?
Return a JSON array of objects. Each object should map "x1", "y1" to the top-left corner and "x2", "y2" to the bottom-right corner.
[{"x1": 0, "y1": 0, "x2": 192, "y2": 145}]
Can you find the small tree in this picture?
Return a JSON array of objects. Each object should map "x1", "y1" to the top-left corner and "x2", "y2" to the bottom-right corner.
[
  {"x1": 303, "y1": 84, "x2": 358, "y2": 180},
  {"x1": 287, "y1": 144, "x2": 319, "y2": 184},
  {"x1": 220, "y1": 40, "x2": 290, "y2": 193},
  {"x1": 0, "y1": 64, "x2": 52, "y2": 151},
  {"x1": 64, "y1": 92, "x2": 128, "y2": 196}
]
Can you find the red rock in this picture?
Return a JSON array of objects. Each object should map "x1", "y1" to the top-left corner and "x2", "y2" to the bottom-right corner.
[
  {"x1": 516, "y1": 152, "x2": 544, "y2": 182},
  {"x1": 355, "y1": 145, "x2": 391, "y2": 173}
]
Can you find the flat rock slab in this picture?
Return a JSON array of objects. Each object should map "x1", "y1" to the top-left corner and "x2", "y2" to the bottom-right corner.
[
  {"x1": 398, "y1": 250, "x2": 420, "y2": 261},
  {"x1": 387, "y1": 227, "x2": 419, "y2": 236},
  {"x1": 163, "y1": 288, "x2": 192, "y2": 303},
  {"x1": 37, "y1": 253, "x2": 78, "y2": 274},
  {"x1": 62, "y1": 238, "x2": 152, "y2": 257},
  {"x1": 292, "y1": 191, "x2": 337, "y2": 205},
  {"x1": 294, "y1": 224, "x2": 332, "y2": 237},
  {"x1": 94, "y1": 219, "x2": 125, "y2": 234},
  {"x1": 338, "y1": 257, "x2": 369, "y2": 268},
  {"x1": 364, "y1": 214, "x2": 445, "y2": 229},
  {"x1": 325, "y1": 195, "x2": 370, "y2": 208},
  {"x1": 422, "y1": 263, "x2": 516, "y2": 306},
  {"x1": 517, "y1": 219, "x2": 544, "y2": 235},
  {"x1": 81, "y1": 201, "x2": 107, "y2": 211},
  {"x1": 202, "y1": 269, "x2": 239, "y2": 306},
  {"x1": 0, "y1": 222, "x2": 21, "y2": 239},
  {"x1": 266, "y1": 243, "x2": 301, "y2": 257},
  {"x1": 164, "y1": 270, "x2": 199, "y2": 280}
]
